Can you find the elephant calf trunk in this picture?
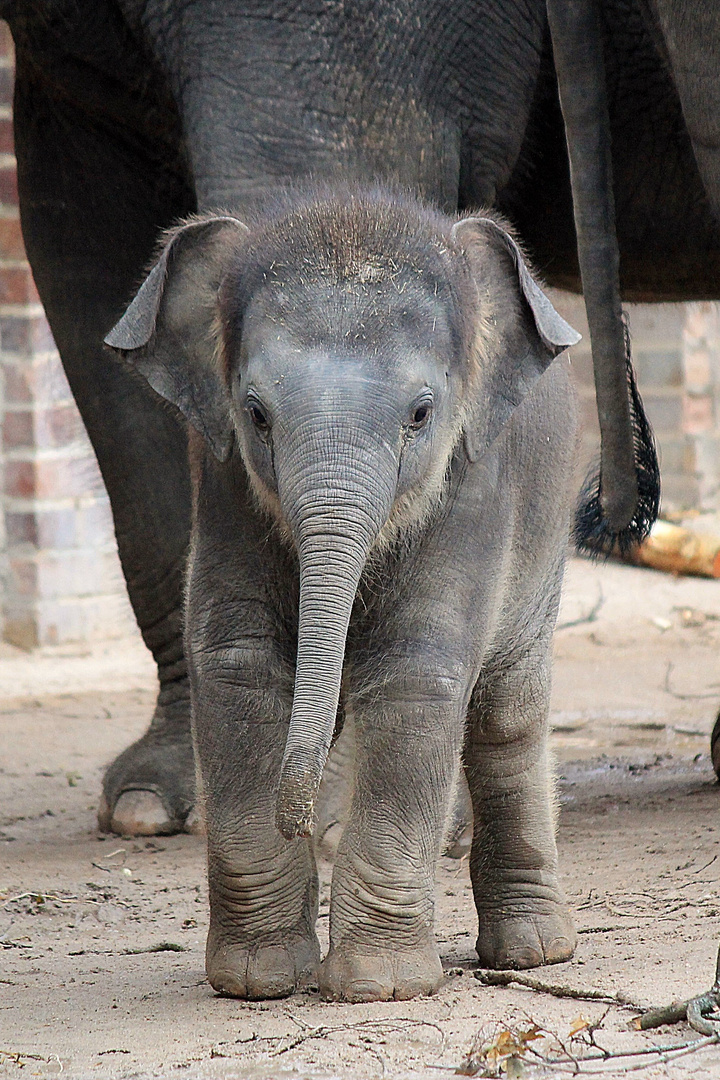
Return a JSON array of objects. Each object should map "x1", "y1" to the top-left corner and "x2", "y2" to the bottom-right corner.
[{"x1": 275, "y1": 546, "x2": 369, "y2": 841}]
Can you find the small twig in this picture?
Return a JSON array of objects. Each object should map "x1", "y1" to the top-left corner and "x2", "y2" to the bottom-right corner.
[
  {"x1": 693, "y1": 854, "x2": 718, "y2": 876},
  {"x1": 663, "y1": 661, "x2": 719, "y2": 700},
  {"x1": 557, "y1": 586, "x2": 604, "y2": 631},
  {"x1": 474, "y1": 969, "x2": 644, "y2": 1010},
  {"x1": 577, "y1": 925, "x2": 643, "y2": 935},
  {"x1": 4, "y1": 891, "x2": 95, "y2": 906},
  {"x1": 0, "y1": 1051, "x2": 45, "y2": 1065},
  {"x1": 269, "y1": 1017, "x2": 445, "y2": 1059},
  {"x1": 92, "y1": 848, "x2": 127, "y2": 871},
  {"x1": 524, "y1": 1033, "x2": 720, "y2": 1074},
  {"x1": 122, "y1": 942, "x2": 188, "y2": 955},
  {"x1": 103, "y1": 848, "x2": 127, "y2": 860}
]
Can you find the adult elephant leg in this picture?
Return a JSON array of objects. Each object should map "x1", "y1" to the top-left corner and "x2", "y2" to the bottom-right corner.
[
  {"x1": 465, "y1": 648, "x2": 576, "y2": 970},
  {"x1": 711, "y1": 715, "x2": 720, "y2": 782},
  {"x1": 320, "y1": 670, "x2": 465, "y2": 1002},
  {"x1": 12, "y1": 40, "x2": 196, "y2": 834}
]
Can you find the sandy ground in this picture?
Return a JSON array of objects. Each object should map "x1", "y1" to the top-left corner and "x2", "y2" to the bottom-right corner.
[{"x1": 2, "y1": 554, "x2": 720, "y2": 1079}]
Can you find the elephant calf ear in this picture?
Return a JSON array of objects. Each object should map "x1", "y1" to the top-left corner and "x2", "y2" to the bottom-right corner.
[
  {"x1": 452, "y1": 216, "x2": 581, "y2": 459},
  {"x1": 105, "y1": 215, "x2": 249, "y2": 462}
]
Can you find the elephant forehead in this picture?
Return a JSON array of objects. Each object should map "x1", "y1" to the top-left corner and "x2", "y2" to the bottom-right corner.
[
  {"x1": 240, "y1": 273, "x2": 457, "y2": 358},
  {"x1": 243, "y1": 340, "x2": 445, "y2": 402}
]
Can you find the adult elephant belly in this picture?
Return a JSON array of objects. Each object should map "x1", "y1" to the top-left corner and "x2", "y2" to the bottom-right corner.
[
  {"x1": 499, "y1": 0, "x2": 720, "y2": 302},
  {"x1": 130, "y1": 0, "x2": 547, "y2": 215}
]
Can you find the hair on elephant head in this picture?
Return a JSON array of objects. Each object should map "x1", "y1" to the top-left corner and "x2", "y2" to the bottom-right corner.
[{"x1": 105, "y1": 187, "x2": 580, "y2": 842}]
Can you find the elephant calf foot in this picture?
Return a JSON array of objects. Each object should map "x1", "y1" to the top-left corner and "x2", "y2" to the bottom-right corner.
[
  {"x1": 475, "y1": 895, "x2": 576, "y2": 970},
  {"x1": 99, "y1": 696, "x2": 196, "y2": 836},
  {"x1": 206, "y1": 930, "x2": 321, "y2": 1000},
  {"x1": 319, "y1": 943, "x2": 444, "y2": 1002}
]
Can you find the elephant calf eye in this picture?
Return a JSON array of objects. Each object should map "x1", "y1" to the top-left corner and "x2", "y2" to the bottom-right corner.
[
  {"x1": 407, "y1": 397, "x2": 433, "y2": 433},
  {"x1": 248, "y1": 400, "x2": 270, "y2": 432}
]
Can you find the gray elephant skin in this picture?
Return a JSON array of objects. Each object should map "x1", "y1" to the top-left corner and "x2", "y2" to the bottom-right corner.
[{"x1": 104, "y1": 189, "x2": 580, "y2": 1001}]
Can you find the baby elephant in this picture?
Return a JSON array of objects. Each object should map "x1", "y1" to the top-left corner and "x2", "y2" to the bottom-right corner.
[{"x1": 106, "y1": 188, "x2": 580, "y2": 1003}]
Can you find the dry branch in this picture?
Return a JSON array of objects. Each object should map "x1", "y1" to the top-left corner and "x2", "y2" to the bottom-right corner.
[
  {"x1": 627, "y1": 519, "x2": 720, "y2": 578},
  {"x1": 474, "y1": 969, "x2": 643, "y2": 1010}
]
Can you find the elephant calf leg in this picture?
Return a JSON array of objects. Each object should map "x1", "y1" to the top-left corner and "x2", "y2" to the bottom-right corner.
[
  {"x1": 321, "y1": 687, "x2": 462, "y2": 1002},
  {"x1": 205, "y1": 835, "x2": 320, "y2": 1000},
  {"x1": 195, "y1": 679, "x2": 321, "y2": 999},
  {"x1": 466, "y1": 654, "x2": 576, "y2": 970}
]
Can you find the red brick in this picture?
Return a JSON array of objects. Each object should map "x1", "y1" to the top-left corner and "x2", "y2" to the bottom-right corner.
[
  {"x1": 0, "y1": 215, "x2": 24, "y2": 259},
  {"x1": 6, "y1": 507, "x2": 81, "y2": 550},
  {"x1": 5, "y1": 455, "x2": 105, "y2": 500},
  {"x1": 0, "y1": 117, "x2": 14, "y2": 155},
  {"x1": 8, "y1": 556, "x2": 37, "y2": 597},
  {"x1": 0, "y1": 164, "x2": 18, "y2": 205},
  {"x1": 37, "y1": 404, "x2": 85, "y2": 448},
  {"x1": 2, "y1": 612, "x2": 37, "y2": 650},
  {"x1": 1, "y1": 314, "x2": 56, "y2": 357},
  {"x1": 684, "y1": 347, "x2": 712, "y2": 392},
  {"x1": 2, "y1": 359, "x2": 32, "y2": 402},
  {"x1": 2, "y1": 354, "x2": 70, "y2": 407},
  {"x1": 4, "y1": 458, "x2": 34, "y2": 497},
  {"x1": 5, "y1": 510, "x2": 37, "y2": 546},
  {"x1": 2, "y1": 407, "x2": 32, "y2": 449},
  {"x1": 2, "y1": 404, "x2": 84, "y2": 451},
  {"x1": 683, "y1": 393, "x2": 714, "y2": 435},
  {"x1": 0, "y1": 265, "x2": 38, "y2": 303},
  {"x1": 36, "y1": 507, "x2": 78, "y2": 548}
]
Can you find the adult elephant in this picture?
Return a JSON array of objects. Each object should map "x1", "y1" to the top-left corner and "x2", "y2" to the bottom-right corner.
[{"x1": 2, "y1": 0, "x2": 714, "y2": 836}]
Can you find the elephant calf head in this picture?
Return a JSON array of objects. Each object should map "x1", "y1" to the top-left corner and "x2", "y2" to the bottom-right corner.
[{"x1": 106, "y1": 189, "x2": 579, "y2": 840}]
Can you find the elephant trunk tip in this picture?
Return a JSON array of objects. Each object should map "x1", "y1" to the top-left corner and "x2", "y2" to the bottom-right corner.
[{"x1": 275, "y1": 760, "x2": 321, "y2": 841}]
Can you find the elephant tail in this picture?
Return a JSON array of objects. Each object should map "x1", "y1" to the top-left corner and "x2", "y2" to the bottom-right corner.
[
  {"x1": 547, "y1": 0, "x2": 660, "y2": 555},
  {"x1": 573, "y1": 316, "x2": 659, "y2": 554}
]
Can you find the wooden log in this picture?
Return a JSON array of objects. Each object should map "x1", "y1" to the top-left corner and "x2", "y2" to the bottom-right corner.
[{"x1": 628, "y1": 520, "x2": 720, "y2": 578}]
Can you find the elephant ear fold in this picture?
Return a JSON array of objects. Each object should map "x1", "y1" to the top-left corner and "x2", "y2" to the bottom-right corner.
[
  {"x1": 105, "y1": 215, "x2": 249, "y2": 462},
  {"x1": 451, "y1": 215, "x2": 581, "y2": 460}
]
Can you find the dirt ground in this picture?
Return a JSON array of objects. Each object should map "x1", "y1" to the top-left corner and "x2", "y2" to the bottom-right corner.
[{"x1": 2, "y1": 554, "x2": 720, "y2": 1079}]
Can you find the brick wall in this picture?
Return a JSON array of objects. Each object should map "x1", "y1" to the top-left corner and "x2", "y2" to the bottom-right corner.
[
  {"x1": 682, "y1": 303, "x2": 720, "y2": 511},
  {"x1": 550, "y1": 291, "x2": 720, "y2": 518},
  {"x1": 0, "y1": 23, "x2": 134, "y2": 648}
]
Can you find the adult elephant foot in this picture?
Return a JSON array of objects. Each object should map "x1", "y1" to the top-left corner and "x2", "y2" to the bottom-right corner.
[
  {"x1": 711, "y1": 711, "x2": 720, "y2": 781},
  {"x1": 319, "y1": 943, "x2": 444, "y2": 1002},
  {"x1": 206, "y1": 931, "x2": 321, "y2": 1000},
  {"x1": 475, "y1": 896, "x2": 577, "y2": 970},
  {"x1": 97, "y1": 690, "x2": 196, "y2": 836}
]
